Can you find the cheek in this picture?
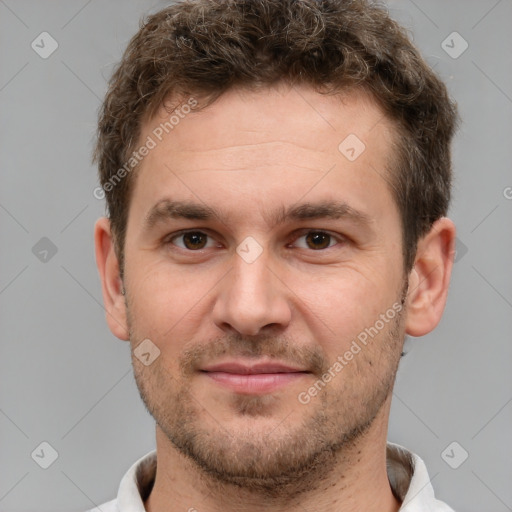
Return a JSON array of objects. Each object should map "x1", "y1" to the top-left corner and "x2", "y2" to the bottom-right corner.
[
  {"x1": 126, "y1": 258, "x2": 204, "y2": 343},
  {"x1": 296, "y1": 267, "x2": 399, "y2": 356}
]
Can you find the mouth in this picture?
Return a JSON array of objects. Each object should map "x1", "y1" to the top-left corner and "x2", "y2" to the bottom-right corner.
[{"x1": 199, "y1": 360, "x2": 310, "y2": 394}]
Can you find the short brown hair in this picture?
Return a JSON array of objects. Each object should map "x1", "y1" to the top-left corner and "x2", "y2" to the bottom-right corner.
[{"x1": 94, "y1": 0, "x2": 458, "y2": 277}]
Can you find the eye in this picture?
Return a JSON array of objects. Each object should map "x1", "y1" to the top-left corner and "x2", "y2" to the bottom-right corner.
[
  {"x1": 167, "y1": 231, "x2": 217, "y2": 250},
  {"x1": 292, "y1": 230, "x2": 342, "y2": 250},
  {"x1": 165, "y1": 229, "x2": 344, "y2": 253}
]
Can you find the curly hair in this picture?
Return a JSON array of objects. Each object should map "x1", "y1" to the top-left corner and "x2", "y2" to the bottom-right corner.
[{"x1": 94, "y1": 0, "x2": 458, "y2": 276}]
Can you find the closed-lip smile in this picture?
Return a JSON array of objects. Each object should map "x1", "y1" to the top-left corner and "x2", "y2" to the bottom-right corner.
[{"x1": 200, "y1": 359, "x2": 310, "y2": 394}]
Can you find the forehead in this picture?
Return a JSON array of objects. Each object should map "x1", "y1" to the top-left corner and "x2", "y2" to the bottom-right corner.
[
  {"x1": 129, "y1": 85, "x2": 398, "y2": 228},
  {"x1": 144, "y1": 85, "x2": 394, "y2": 159}
]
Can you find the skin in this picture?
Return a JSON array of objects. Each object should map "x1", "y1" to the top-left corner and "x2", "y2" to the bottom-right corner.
[{"x1": 95, "y1": 83, "x2": 456, "y2": 512}]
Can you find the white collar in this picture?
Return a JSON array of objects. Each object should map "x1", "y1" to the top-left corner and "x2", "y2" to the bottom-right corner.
[{"x1": 101, "y1": 442, "x2": 455, "y2": 512}]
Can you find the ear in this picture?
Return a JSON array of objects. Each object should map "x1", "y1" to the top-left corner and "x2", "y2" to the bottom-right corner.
[
  {"x1": 94, "y1": 217, "x2": 130, "y2": 341},
  {"x1": 404, "y1": 217, "x2": 456, "y2": 337}
]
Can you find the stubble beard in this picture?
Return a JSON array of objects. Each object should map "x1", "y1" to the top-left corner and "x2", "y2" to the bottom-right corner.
[{"x1": 128, "y1": 293, "x2": 406, "y2": 498}]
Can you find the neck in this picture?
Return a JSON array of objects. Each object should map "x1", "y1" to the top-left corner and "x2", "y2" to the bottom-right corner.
[{"x1": 144, "y1": 404, "x2": 401, "y2": 512}]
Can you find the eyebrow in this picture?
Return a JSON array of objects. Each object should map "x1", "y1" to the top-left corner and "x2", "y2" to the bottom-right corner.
[{"x1": 143, "y1": 198, "x2": 373, "y2": 231}]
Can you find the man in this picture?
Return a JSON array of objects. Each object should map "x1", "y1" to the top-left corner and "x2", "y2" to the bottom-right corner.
[{"x1": 92, "y1": 0, "x2": 458, "y2": 510}]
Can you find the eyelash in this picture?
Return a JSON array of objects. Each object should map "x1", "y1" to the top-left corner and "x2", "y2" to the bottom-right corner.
[{"x1": 163, "y1": 229, "x2": 347, "y2": 252}]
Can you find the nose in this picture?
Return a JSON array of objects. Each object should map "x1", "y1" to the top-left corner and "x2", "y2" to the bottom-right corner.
[{"x1": 212, "y1": 250, "x2": 292, "y2": 336}]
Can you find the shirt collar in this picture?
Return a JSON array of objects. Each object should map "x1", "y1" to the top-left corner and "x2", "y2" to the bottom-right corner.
[{"x1": 116, "y1": 443, "x2": 452, "y2": 511}]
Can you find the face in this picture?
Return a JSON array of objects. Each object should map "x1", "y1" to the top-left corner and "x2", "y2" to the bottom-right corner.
[{"x1": 122, "y1": 85, "x2": 408, "y2": 491}]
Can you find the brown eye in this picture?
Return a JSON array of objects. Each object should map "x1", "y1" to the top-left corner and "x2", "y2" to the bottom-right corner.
[
  {"x1": 170, "y1": 231, "x2": 211, "y2": 250},
  {"x1": 291, "y1": 230, "x2": 342, "y2": 251},
  {"x1": 305, "y1": 231, "x2": 332, "y2": 250},
  {"x1": 183, "y1": 232, "x2": 207, "y2": 249}
]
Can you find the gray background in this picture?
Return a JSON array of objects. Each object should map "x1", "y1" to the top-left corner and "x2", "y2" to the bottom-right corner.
[{"x1": 1, "y1": 0, "x2": 511, "y2": 510}]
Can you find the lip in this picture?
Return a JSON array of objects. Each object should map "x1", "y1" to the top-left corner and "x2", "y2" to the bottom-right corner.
[
  {"x1": 200, "y1": 360, "x2": 309, "y2": 394},
  {"x1": 201, "y1": 361, "x2": 306, "y2": 374}
]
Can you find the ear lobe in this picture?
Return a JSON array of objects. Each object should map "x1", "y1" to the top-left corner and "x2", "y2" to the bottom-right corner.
[
  {"x1": 404, "y1": 217, "x2": 456, "y2": 338},
  {"x1": 94, "y1": 217, "x2": 130, "y2": 341}
]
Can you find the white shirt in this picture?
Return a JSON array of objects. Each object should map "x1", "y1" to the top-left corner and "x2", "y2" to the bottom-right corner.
[{"x1": 87, "y1": 443, "x2": 455, "y2": 512}]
